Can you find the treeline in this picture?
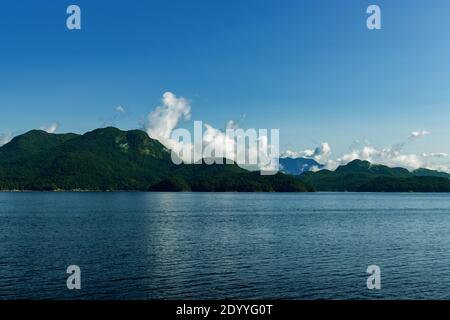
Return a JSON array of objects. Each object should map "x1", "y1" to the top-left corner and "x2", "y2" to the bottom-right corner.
[
  {"x1": 0, "y1": 127, "x2": 311, "y2": 192},
  {"x1": 300, "y1": 159, "x2": 450, "y2": 192}
]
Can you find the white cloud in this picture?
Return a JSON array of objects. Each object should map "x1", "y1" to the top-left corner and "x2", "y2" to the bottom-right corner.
[
  {"x1": 281, "y1": 149, "x2": 314, "y2": 158},
  {"x1": 273, "y1": 125, "x2": 450, "y2": 173},
  {"x1": 144, "y1": 92, "x2": 242, "y2": 164},
  {"x1": 321, "y1": 145, "x2": 450, "y2": 173},
  {"x1": 421, "y1": 152, "x2": 449, "y2": 158},
  {"x1": 143, "y1": 92, "x2": 278, "y2": 172},
  {"x1": 115, "y1": 106, "x2": 125, "y2": 113},
  {"x1": 144, "y1": 92, "x2": 191, "y2": 146},
  {"x1": 281, "y1": 142, "x2": 331, "y2": 162},
  {"x1": 322, "y1": 145, "x2": 423, "y2": 171},
  {"x1": 410, "y1": 130, "x2": 431, "y2": 140},
  {"x1": 144, "y1": 101, "x2": 448, "y2": 174},
  {"x1": 40, "y1": 123, "x2": 59, "y2": 134},
  {"x1": 313, "y1": 143, "x2": 331, "y2": 161}
]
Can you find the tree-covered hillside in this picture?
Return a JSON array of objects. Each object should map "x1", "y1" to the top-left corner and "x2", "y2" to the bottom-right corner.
[
  {"x1": 0, "y1": 127, "x2": 311, "y2": 192},
  {"x1": 299, "y1": 159, "x2": 450, "y2": 192}
]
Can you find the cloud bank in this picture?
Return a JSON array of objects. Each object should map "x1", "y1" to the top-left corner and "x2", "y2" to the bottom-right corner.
[
  {"x1": 325, "y1": 145, "x2": 423, "y2": 171},
  {"x1": 281, "y1": 142, "x2": 331, "y2": 162},
  {"x1": 143, "y1": 92, "x2": 278, "y2": 172},
  {"x1": 281, "y1": 130, "x2": 450, "y2": 173},
  {"x1": 143, "y1": 95, "x2": 449, "y2": 174}
]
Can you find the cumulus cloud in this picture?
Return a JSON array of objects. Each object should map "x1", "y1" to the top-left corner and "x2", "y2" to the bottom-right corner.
[
  {"x1": 281, "y1": 149, "x2": 314, "y2": 158},
  {"x1": 281, "y1": 142, "x2": 331, "y2": 162},
  {"x1": 321, "y1": 141, "x2": 449, "y2": 173},
  {"x1": 144, "y1": 98, "x2": 448, "y2": 174},
  {"x1": 116, "y1": 106, "x2": 125, "y2": 113},
  {"x1": 314, "y1": 143, "x2": 331, "y2": 161},
  {"x1": 329, "y1": 146, "x2": 422, "y2": 170},
  {"x1": 410, "y1": 130, "x2": 431, "y2": 140},
  {"x1": 145, "y1": 92, "x2": 191, "y2": 146},
  {"x1": 40, "y1": 123, "x2": 58, "y2": 134},
  {"x1": 143, "y1": 92, "x2": 278, "y2": 172},
  {"x1": 144, "y1": 92, "x2": 241, "y2": 163},
  {"x1": 281, "y1": 130, "x2": 449, "y2": 173}
]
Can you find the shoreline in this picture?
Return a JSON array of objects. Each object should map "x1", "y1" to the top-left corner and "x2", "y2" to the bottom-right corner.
[{"x1": 1, "y1": 190, "x2": 450, "y2": 194}]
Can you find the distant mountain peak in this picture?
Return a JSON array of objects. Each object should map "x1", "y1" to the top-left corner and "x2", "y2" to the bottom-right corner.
[{"x1": 279, "y1": 157, "x2": 323, "y2": 175}]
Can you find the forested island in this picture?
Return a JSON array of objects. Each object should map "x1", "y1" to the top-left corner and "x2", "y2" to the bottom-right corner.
[
  {"x1": 0, "y1": 127, "x2": 310, "y2": 192},
  {"x1": 1, "y1": 127, "x2": 450, "y2": 193}
]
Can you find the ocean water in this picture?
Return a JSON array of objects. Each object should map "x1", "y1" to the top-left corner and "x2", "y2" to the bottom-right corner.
[{"x1": 1, "y1": 192, "x2": 450, "y2": 300}]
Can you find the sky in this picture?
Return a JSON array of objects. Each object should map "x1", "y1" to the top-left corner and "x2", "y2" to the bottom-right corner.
[{"x1": 1, "y1": 0, "x2": 450, "y2": 171}]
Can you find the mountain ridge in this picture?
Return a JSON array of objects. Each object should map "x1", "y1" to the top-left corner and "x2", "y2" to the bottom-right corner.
[
  {"x1": 299, "y1": 159, "x2": 450, "y2": 192},
  {"x1": 0, "y1": 127, "x2": 311, "y2": 192}
]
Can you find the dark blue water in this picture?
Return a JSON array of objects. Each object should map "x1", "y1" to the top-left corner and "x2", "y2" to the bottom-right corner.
[{"x1": 1, "y1": 192, "x2": 450, "y2": 299}]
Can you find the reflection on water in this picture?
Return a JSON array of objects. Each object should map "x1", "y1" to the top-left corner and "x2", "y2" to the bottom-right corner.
[{"x1": 1, "y1": 192, "x2": 450, "y2": 299}]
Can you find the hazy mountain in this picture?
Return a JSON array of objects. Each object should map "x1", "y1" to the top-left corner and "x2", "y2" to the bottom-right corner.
[
  {"x1": 279, "y1": 157, "x2": 323, "y2": 175},
  {"x1": 300, "y1": 159, "x2": 450, "y2": 192},
  {"x1": 412, "y1": 168, "x2": 450, "y2": 179},
  {"x1": 0, "y1": 127, "x2": 311, "y2": 192}
]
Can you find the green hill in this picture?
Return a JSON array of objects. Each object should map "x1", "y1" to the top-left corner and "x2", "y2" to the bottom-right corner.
[
  {"x1": 0, "y1": 127, "x2": 310, "y2": 192},
  {"x1": 167, "y1": 160, "x2": 313, "y2": 192},
  {"x1": 357, "y1": 176, "x2": 450, "y2": 192},
  {"x1": 300, "y1": 159, "x2": 450, "y2": 192},
  {"x1": 334, "y1": 160, "x2": 411, "y2": 177},
  {"x1": 0, "y1": 130, "x2": 79, "y2": 161},
  {"x1": 412, "y1": 168, "x2": 450, "y2": 179}
]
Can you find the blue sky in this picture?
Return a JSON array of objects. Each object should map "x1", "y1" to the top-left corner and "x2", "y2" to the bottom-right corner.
[{"x1": 1, "y1": 0, "x2": 450, "y2": 169}]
